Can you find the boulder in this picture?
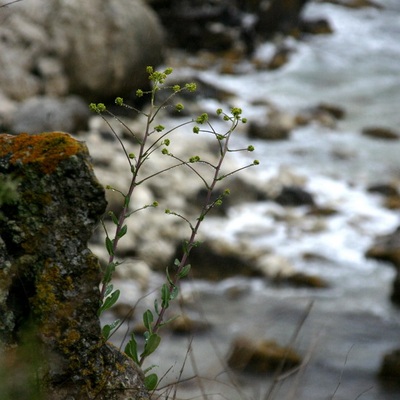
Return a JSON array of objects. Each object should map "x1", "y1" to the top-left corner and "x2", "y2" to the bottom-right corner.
[
  {"x1": 148, "y1": 0, "x2": 313, "y2": 55},
  {"x1": 0, "y1": 132, "x2": 149, "y2": 399},
  {"x1": 167, "y1": 240, "x2": 262, "y2": 281},
  {"x1": 366, "y1": 227, "x2": 400, "y2": 305},
  {"x1": 0, "y1": 0, "x2": 164, "y2": 101},
  {"x1": 274, "y1": 185, "x2": 316, "y2": 207},
  {"x1": 379, "y1": 348, "x2": 400, "y2": 384},
  {"x1": 227, "y1": 336, "x2": 302, "y2": 374},
  {"x1": 10, "y1": 95, "x2": 90, "y2": 134}
]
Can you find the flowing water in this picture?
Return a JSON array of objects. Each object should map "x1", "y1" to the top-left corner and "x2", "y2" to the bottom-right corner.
[{"x1": 106, "y1": 1, "x2": 400, "y2": 399}]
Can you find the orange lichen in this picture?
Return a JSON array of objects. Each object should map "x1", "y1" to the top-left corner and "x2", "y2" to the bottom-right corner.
[{"x1": 0, "y1": 132, "x2": 85, "y2": 174}]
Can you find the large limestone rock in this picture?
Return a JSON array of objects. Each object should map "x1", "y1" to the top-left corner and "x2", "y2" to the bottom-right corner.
[
  {"x1": 0, "y1": 0, "x2": 164, "y2": 101},
  {"x1": 0, "y1": 132, "x2": 149, "y2": 399}
]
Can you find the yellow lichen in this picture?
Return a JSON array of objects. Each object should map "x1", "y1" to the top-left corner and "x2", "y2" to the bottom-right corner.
[{"x1": 0, "y1": 132, "x2": 85, "y2": 174}]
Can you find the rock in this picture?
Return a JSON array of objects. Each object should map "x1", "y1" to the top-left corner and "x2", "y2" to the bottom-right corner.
[
  {"x1": 0, "y1": 132, "x2": 149, "y2": 399},
  {"x1": 274, "y1": 185, "x2": 316, "y2": 207},
  {"x1": 168, "y1": 240, "x2": 262, "y2": 281},
  {"x1": 149, "y1": 0, "x2": 314, "y2": 55},
  {"x1": 362, "y1": 127, "x2": 399, "y2": 140},
  {"x1": 255, "y1": 0, "x2": 310, "y2": 38},
  {"x1": 0, "y1": 0, "x2": 164, "y2": 101},
  {"x1": 227, "y1": 336, "x2": 302, "y2": 374},
  {"x1": 10, "y1": 95, "x2": 90, "y2": 134},
  {"x1": 321, "y1": 0, "x2": 383, "y2": 9},
  {"x1": 368, "y1": 183, "x2": 399, "y2": 197},
  {"x1": 248, "y1": 120, "x2": 291, "y2": 140},
  {"x1": 273, "y1": 272, "x2": 330, "y2": 289},
  {"x1": 0, "y1": 93, "x2": 17, "y2": 132},
  {"x1": 379, "y1": 348, "x2": 400, "y2": 384},
  {"x1": 169, "y1": 314, "x2": 210, "y2": 335},
  {"x1": 366, "y1": 227, "x2": 400, "y2": 305},
  {"x1": 366, "y1": 227, "x2": 400, "y2": 268},
  {"x1": 299, "y1": 18, "x2": 333, "y2": 34}
]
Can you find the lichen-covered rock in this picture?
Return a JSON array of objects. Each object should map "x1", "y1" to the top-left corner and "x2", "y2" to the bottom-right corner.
[
  {"x1": 0, "y1": 0, "x2": 164, "y2": 101},
  {"x1": 0, "y1": 132, "x2": 149, "y2": 399}
]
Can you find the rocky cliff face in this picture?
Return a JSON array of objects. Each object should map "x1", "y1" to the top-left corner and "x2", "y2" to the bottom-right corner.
[{"x1": 0, "y1": 132, "x2": 148, "y2": 399}]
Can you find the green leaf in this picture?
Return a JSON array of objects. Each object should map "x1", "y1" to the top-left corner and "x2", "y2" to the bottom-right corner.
[
  {"x1": 154, "y1": 299, "x2": 159, "y2": 315},
  {"x1": 144, "y1": 373, "x2": 158, "y2": 391},
  {"x1": 165, "y1": 266, "x2": 174, "y2": 286},
  {"x1": 125, "y1": 333, "x2": 139, "y2": 364},
  {"x1": 174, "y1": 258, "x2": 180, "y2": 267},
  {"x1": 170, "y1": 285, "x2": 179, "y2": 301},
  {"x1": 104, "y1": 284, "x2": 114, "y2": 298},
  {"x1": 117, "y1": 224, "x2": 128, "y2": 238},
  {"x1": 105, "y1": 236, "x2": 114, "y2": 256},
  {"x1": 101, "y1": 319, "x2": 120, "y2": 340},
  {"x1": 141, "y1": 333, "x2": 161, "y2": 358},
  {"x1": 161, "y1": 284, "x2": 169, "y2": 308},
  {"x1": 102, "y1": 324, "x2": 111, "y2": 339},
  {"x1": 99, "y1": 289, "x2": 120, "y2": 314},
  {"x1": 178, "y1": 264, "x2": 191, "y2": 279},
  {"x1": 143, "y1": 309, "x2": 154, "y2": 332}
]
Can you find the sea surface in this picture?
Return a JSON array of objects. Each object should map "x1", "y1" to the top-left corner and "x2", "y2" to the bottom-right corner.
[{"x1": 107, "y1": 1, "x2": 400, "y2": 399}]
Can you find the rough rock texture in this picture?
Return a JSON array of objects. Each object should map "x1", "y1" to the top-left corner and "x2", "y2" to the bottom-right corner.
[
  {"x1": 0, "y1": 0, "x2": 164, "y2": 101},
  {"x1": 0, "y1": 132, "x2": 149, "y2": 399}
]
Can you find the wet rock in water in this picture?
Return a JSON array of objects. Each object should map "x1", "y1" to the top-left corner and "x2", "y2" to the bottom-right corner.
[
  {"x1": 366, "y1": 226, "x2": 400, "y2": 305},
  {"x1": 169, "y1": 314, "x2": 210, "y2": 335},
  {"x1": 379, "y1": 348, "x2": 400, "y2": 384},
  {"x1": 368, "y1": 183, "x2": 400, "y2": 210},
  {"x1": 0, "y1": 132, "x2": 149, "y2": 399},
  {"x1": 0, "y1": 0, "x2": 164, "y2": 101},
  {"x1": 168, "y1": 240, "x2": 262, "y2": 281},
  {"x1": 362, "y1": 126, "x2": 399, "y2": 140},
  {"x1": 10, "y1": 95, "x2": 90, "y2": 134},
  {"x1": 273, "y1": 272, "x2": 329, "y2": 289},
  {"x1": 299, "y1": 18, "x2": 333, "y2": 34},
  {"x1": 274, "y1": 185, "x2": 316, "y2": 207},
  {"x1": 254, "y1": 0, "x2": 310, "y2": 38},
  {"x1": 248, "y1": 120, "x2": 291, "y2": 140},
  {"x1": 227, "y1": 336, "x2": 302, "y2": 374}
]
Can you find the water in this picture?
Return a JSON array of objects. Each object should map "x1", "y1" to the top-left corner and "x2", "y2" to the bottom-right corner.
[{"x1": 106, "y1": 1, "x2": 400, "y2": 399}]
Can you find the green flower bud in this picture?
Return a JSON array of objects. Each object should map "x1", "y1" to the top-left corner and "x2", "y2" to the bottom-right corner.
[
  {"x1": 162, "y1": 148, "x2": 169, "y2": 155},
  {"x1": 164, "y1": 67, "x2": 173, "y2": 75},
  {"x1": 136, "y1": 89, "x2": 144, "y2": 97},
  {"x1": 115, "y1": 97, "x2": 123, "y2": 106},
  {"x1": 247, "y1": 145, "x2": 255, "y2": 152},
  {"x1": 193, "y1": 126, "x2": 200, "y2": 134},
  {"x1": 253, "y1": 159, "x2": 260, "y2": 165},
  {"x1": 185, "y1": 82, "x2": 197, "y2": 92},
  {"x1": 154, "y1": 124, "x2": 165, "y2": 132},
  {"x1": 175, "y1": 103, "x2": 184, "y2": 112},
  {"x1": 173, "y1": 84, "x2": 181, "y2": 92}
]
